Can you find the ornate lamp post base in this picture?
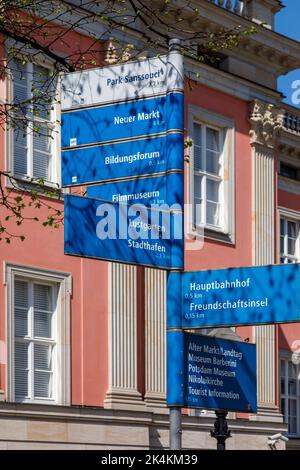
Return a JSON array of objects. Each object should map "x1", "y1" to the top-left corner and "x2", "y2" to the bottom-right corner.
[{"x1": 211, "y1": 410, "x2": 232, "y2": 450}]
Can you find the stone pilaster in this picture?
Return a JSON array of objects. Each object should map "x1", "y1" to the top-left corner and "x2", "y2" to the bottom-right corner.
[
  {"x1": 249, "y1": 100, "x2": 284, "y2": 419},
  {"x1": 144, "y1": 268, "x2": 167, "y2": 410},
  {"x1": 104, "y1": 263, "x2": 144, "y2": 410}
]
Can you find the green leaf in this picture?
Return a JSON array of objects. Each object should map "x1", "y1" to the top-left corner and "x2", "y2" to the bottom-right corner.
[{"x1": 184, "y1": 140, "x2": 193, "y2": 148}]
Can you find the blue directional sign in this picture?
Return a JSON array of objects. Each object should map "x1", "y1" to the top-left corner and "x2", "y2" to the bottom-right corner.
[
  {"x1": 64, "y1": 194, "x2": 183, "y2": 269},
  {"x1": 62, "y1": 51, "x2": 185, "y2": 270},
  {"x1": 61, "y1": 57, "x2": 184, "y2": 188},
  {"x1": 167, "y1": 331, "x2": 257, "y2": 412},
  {"x1": 62, "y1": 133, "x2": 183, "y2": 186},
  {"x1": 167, "y1": 264, "x2": 300, "y2": 328},
  {"x1": 61, "y1": 93, "x2": 183, "y2": 149},
  {"x1": 87, "y1": 173, "x2": 184, "y2": 207}
]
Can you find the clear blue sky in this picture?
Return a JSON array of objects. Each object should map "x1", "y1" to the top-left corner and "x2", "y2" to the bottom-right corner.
[{"x1": 275, "y1": 0, "x2": 300, "y2": 108}]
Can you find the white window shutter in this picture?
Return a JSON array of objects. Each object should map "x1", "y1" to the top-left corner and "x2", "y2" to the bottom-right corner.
[
  {"x1": 33, "y1": 284, "x2": 54, "y2": 398},
  {"x1": 193, "y1": 122, "x2": 202, "y2": 171},
  {"x1": 32, "y1": 64, "x2": 52, "y2": 120},
  {"x1": 14, "y1": 280, "x2": 29, "y2": 337},
  {"x1": 12, "y1": 59, "x2": 28, "y2": 106},
  {"x1": 34, "y1": 284, "x2": 52, "y2": 338},
  {"x1": 34, "y1": 343, "x2": 52, "y2": 399},
  {"x1": 32, "y1": 64, "x2": 53, "y2": 181},
  {"x1": 13, "y1": 127, "x2": 28, "y2": 176},
  {"x1": 14, "y1": 280, "x2": 29, "y2": 399},
  {"x1": 14, "y1": 342, "x2": 29, "y2": 399},
  {"x1": 33, "y1": 126, "x2": 51, "y2": 181},
  {"x1": 12, "y1": 59, "x2": 29, "y2": 177}
]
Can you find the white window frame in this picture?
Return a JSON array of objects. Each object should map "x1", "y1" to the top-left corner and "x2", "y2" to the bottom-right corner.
[
  {"x1": 188, "y1": 105, "x2": 235, "y2": 243},
  {"x1": 14, "y1": 279, "x2": 58, "y2": 403},
  {"x1": 5, "y1": 263, "x2": 71, "y2": 405},
  {"x1": 280, "y1": 353, "x2": 300, "y2": 437},
  {"x1": 6, "y1": 52, "x2": 61, "y2": 187},
  {"x1": 279, "y1": 208, "x2": 300, "y2": 264}
]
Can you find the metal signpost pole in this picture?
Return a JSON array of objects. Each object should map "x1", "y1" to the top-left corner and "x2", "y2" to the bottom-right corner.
[
  {"x1": 170, "y1": 407, "x2": 182, "y2": 450},
  {"x1": 167, "y1": 328, "x2": 183, "y2": 450},
  {"x1": 166, "y1": 37, "x2": 184, "y2": 451}
]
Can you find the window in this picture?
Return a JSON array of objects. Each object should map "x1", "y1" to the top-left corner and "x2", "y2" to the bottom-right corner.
[
  {"x1": 189, "y1": 106, "x2": 234, "y2": 241},
  {"x1": 279, "y1": 162, "x2": 300, "y2": 183},
  {"x1": 193, "y1": 122, "x2": 223, "y2": 228},
  {"x1": 10, "y1": 58, "x2": 59, "y2": 184},
  {"x1": 280, "y1": 357, "x2": 300, "y2": 436},
  {"x1": 14, "y1": 279, "x2": 57, "y2": 402},
  {"x1": 6, "y1": 264, "x2": 71, "y2": 405},
  {"x1": 280, "y1": 217, "x2": 300, "y2": 264}
]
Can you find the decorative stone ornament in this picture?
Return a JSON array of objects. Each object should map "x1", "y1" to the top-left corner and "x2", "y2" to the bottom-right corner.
[{"x1": 249, "y1": 99, "x2": 285, "y2": 148}]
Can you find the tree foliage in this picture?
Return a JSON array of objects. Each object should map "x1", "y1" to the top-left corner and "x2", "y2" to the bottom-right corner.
[{"x1": 0, "y1": 0, "x2": 255, "y2": 241}]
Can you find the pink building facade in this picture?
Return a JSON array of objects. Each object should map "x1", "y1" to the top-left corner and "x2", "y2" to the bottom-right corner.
[{"x1": 0, "y1": 0, "x2": 300, "y2": 449}]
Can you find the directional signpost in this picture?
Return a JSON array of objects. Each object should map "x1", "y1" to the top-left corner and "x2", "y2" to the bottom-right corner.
[
  {"x1": 167, "y1": 263, "x2": 300, "y2": 328},
  {"x1": 87, "y1": 173, "x2": 184, "y2": 207},
  {"x1": 64, "y1": 194, "x2": 183, "y2": 269},
  {"x1": 61, "y1": 41, "x2": 279, "y2": 451},
  {"x1": 167, "y1": 331, "x2": 257, "y2": 413},
  {"x1": 61, "y1": 96, "x2": 183, "y2": 186},
  {"x1": 61, "y1": 47, "x2": 184, "y2": 188},
  {"x1": 62, "y1": 41, "x2": 184, "y2": 269},
  {"x1": 62, "y1": 132, "x2": 183, "y2": 186},
  {"x1": 166, "y1": 263, "x2": 300, "y2": 448}
]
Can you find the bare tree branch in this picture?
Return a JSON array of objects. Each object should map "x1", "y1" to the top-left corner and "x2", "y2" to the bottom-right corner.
[{"x1": 0, "y1": 0, "x2": 256, "y2": 242}]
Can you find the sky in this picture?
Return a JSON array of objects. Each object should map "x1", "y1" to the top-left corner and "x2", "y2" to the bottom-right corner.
[{"x1": 275, "y1": 0, "x2": 300, "y2": 108}]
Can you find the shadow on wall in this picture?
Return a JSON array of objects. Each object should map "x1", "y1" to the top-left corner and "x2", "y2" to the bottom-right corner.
[{"x1": 149, "y1": 426, "x2": 164, "y2": 449}]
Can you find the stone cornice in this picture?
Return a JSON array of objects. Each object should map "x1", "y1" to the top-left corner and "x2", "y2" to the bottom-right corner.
[
  {"x1": 138, "y1": 0, "x2": 300, "y2": 75},
  {"x1": 50, "y1": 1, "x2": 300, "y2": 77},
  {"x1": 29, "y1": 1, "x2": 300, "y2": 96},
  {"x1": 278, "y1": 140, "x2": 300, "y2": 159},
  {"x1": 249, "y1": 99, "x2": 285, "y2": 148},
  {"x1": 0, "y1": 402, "x2": 287, "y2": 434},
  {"x1": 224, "y1": 36, "x2": 299, "y2": 76},
  {"x1": 185, "y1": 57, "x2": 281, "y2": 103}
]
